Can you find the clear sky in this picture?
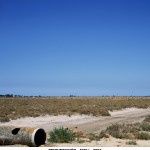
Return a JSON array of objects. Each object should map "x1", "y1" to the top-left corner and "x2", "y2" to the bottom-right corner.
[{"x1": 0, "y1": 0, "x2": 150, "y2": 96}]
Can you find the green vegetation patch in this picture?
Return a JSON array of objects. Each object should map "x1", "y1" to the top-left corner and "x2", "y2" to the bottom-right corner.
[
  {"x1": 100, "y1": 117, "x2": 150, "y2": 140},
  {"x1": 48, "y1": 127, "x2": 75, "y2": 143},
  {"x1": 126, "y1": 140, "x2": 137, "y2": 145},
  {"x1": 137, "y1": 132, "x2": 150, "y2": 140},
  {"x1": 144, "y1": 115, "x2": 150, "y2": 123}
]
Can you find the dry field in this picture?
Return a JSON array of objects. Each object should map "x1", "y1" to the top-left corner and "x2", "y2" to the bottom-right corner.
[
  {"x1": 0, "y1": 96, "x2": 150, "y2": 147},
  {"x1": 0, "y1": 96, "x2": 150, "y2": 121}
]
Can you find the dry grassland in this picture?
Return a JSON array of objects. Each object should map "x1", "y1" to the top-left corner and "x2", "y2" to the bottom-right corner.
[{"x1": 0, "y1": 97, "x2": 150, "y2": 121}]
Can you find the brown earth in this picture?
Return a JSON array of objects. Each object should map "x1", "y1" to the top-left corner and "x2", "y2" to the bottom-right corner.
[{"x1": 0, "y1": 108, "x2": 150, "y2": 147}]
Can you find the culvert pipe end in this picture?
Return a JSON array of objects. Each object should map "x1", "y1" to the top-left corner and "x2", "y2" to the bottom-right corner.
[
  {"x1": 31, "y1": 128, "x2": 46, "y2": 147},
  {"x1": 0, "y1": 126, "x2": 46, "y2": 147}
]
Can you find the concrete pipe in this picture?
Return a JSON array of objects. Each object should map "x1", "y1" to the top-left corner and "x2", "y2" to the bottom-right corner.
[{"x1": 0, "y1": 126, "x2": 46, "y2": 147}]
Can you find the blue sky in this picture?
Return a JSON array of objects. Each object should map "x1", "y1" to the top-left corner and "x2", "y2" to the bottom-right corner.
[{"x1": 0, "y1": 0, "x2": 150, "y2": 96}]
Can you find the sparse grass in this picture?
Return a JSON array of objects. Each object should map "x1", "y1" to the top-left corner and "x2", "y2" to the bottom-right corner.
[
  {"x1": 126, "y1": 140, "x2": 137, "y2": 145},
  {"x1": 87, "y1": 133, "x2": 101, "y2": 141},
  {"x1": 98, "y1": 130, "x2": 109, "y2": 139},
  {"x1": 105, "y1": 124, "x2": 126, "y2": 139},
  {"x1": 0, "y1": 97, "x2": 150, "y2": 120},
  {"x1": 137, "y1": 132, "x2": 150, "y2": 140},
  {"x1": 140, "y1": 123, "x2": 150, "y2": 131},
  {"x1": 48, "y1": 127, "x2": 75, "y2": 143},
  {"x1": 47, "y1": 113, "x2": 150, "y2": 144},
  {"x1": 100, "y1": 116, "x2": 150, "y2": 140},
  {"x1": 144, "y1": 115, "x2": 150, "y2": 123},
  {"x1": 0, "y1": 116, "x2": 10, "y2": 122}
]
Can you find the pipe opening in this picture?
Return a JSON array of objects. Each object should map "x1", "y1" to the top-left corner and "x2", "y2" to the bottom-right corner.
[
  {"x1": 12, "y1": 128, "x2": 20, "y2": 135},
  {"x1": 34, "y1": 129, "x2": 46, "y2": 147}
]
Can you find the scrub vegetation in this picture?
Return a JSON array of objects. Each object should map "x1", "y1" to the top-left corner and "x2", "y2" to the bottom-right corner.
[
  {"x1": 47, "y1": 115, "x2": 150, "y2": 144},
  {"x1": 48, "y1": 127, "x2": 75, "y2": 143},
  {"x1": 126, "y1": 140, "x2": 137, "y2": 145},
  {"x1": 0, "y1": 97, "x2": 150, "y2": 121},
  {"x1": 99, "y1": 117, "x2": 150, "y2": 140}
]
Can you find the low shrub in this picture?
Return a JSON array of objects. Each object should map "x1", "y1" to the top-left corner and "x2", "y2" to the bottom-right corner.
[
  {"x1": 126, "y1": 140, "x2": 137, "y2": 145},
  {"x1": 87, "y1": 133, "x2": 101, "y2": 141},
  {"x1": 0, "y1": 116, "x2": 10, "y2": 122},
  {"x1": 143, "y1": 115, "x2": 150, "y2": 123},
  {"x1": 104, "y1": 122, "x2": 150, "y2": 140},
  {"x1": 48, "y1": 127, "x2": 75, "y2": 143},
  {"x1": 140, "y1": 123, "x2": 150, "y2": 132},
  {"x1": 138, "y1": 132, "x2": 150, "y2": 140},
  {"x1": 99, "y1": 130, "x2": 109, "y2": 139},
  {"x1": 106, "y1": 124, "x2": 126, "y2": 139}
]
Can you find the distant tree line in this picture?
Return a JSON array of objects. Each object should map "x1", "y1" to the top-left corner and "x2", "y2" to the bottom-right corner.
[
  {"x1": 0, "y1": 94, "x2": 14, "y2": 97},
  {"x1": 1, "y1": 94, "x2": 149, "y2": 98},
  {"x1": 0, "y1": 94, "x2": 77, "y2": 98},
  {"x1": 0, "y1": 94, "x2": 24, "y2": 97}
]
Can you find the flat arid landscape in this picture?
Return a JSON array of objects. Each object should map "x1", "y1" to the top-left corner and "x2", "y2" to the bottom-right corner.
[
  {"x1": 1, "y1": 0, "x2": 150, "y2": 148},
  {"x1": 0, "y1": 97, "x2": 150, "y2": 147}
]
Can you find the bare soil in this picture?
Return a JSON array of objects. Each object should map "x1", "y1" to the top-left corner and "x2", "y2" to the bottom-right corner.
[{"x1": 0, "y1": 108, "x2": 150, "y2": 147}]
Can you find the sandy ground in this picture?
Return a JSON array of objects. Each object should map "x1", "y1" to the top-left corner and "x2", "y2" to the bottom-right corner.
[
  {"x1": 50, "y1": 136, "x2": 150, "y2": 147},
  {"x1": 0, "y1": 108, "x2": 150, "y2": 147}
]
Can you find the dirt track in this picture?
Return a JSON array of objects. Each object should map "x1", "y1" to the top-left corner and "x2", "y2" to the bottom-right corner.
[
  {"x1": 74, "y1": 108, "x2": 150, "y2": 135},
  {"x1": 0, "y1": 108, "x2": 150, "y2": 147},
  {"x1": 1, "y1": 108, "x2": 150, "y2": 134}
]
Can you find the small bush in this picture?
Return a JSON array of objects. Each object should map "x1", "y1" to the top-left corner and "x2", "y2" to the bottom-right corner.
[
  {"x1": 99, "y1": 130, "x2": 109, "y2": 139},
  {"x1": 144, "y1": 115, "x2": 150, "y2": 123},
  {"x1": 138, "y1": 132, "x2": 150, "y2": 140},
  {"x1": 87, "y1": 133, "x2": 101, "y2": 141},
  {"x1": 103, "y1": 122, "x2": 150, "y2": 140},
  {"x1": 106, "y1": 124, "x2": 126, "y2": 139},
  {"x1": 126, "y1": 140, "x2": 137, "y2": 145},
  {"x1": 48, "y1": 127, "x2": 75, "y2": 143},
  {"x1": 0, "y1": 116, "x2": 10, "y2": 122},
  {"x1": 140, "y1": 123, "x2": 150, "y2": 132}
]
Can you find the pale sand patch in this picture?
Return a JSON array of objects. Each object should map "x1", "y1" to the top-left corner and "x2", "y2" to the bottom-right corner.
[
  {"x1": 49, "y1": 136, "x2": 150, "y2": 147},
  {"x1": 0, "y1": 114, "x2": 98, "y2": 131},
  {"x1": 0, "y1": 108, "x2": 149, "y2": 132},
  {"x1": 0, "y1": 108, "x2": 150, "y2": 147},
  {"x1": 109, "y1": 107, "x2": 150, "y2": 117}
]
